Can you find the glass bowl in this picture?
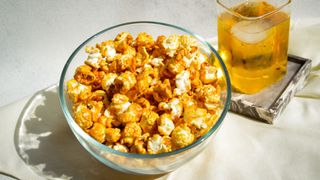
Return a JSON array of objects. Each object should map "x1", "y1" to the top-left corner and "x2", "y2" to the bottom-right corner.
[{"x1": 58, "y1": 21, "x2": 231, "y2": 175}]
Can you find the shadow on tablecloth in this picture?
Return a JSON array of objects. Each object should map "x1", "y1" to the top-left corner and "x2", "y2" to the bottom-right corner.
[{"x1": 13, "y1": 85, "x2": 167, "y2": 180}]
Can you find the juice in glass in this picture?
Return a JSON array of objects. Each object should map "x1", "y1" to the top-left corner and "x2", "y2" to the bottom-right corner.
[{"x1": 217, "y1": 0, "x2": 291, "y2": 94}]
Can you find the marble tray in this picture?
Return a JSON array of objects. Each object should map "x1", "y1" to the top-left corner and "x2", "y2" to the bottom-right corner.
[{"x1": 230, "y1": 55, "x2": 312, "y2": 124}]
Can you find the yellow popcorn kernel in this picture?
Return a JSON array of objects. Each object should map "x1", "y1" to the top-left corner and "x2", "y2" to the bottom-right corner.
[
  {"x1": 157, "y1": 113, "x2": 175, "y2": 136},
  {"x1": 113, "y1": 143, "x2": 129, "y2": 153},
  {"x1": 139, "y1": 109, "x2": 159, "y2": 133},
  {"x1": 89, "y1": 122, "x2": 106, "y2": 143},
  {"x1": 86, "y1": 101, "x2": 104, "y2": 122},
  {"x1": 73, "y1": 103, "x2": 93, "y2": 130},
  {"x1": 174, "y1": 70, "x2": 191, "y2": 96},
  {"x1": 118, "y1": 103, "x2": 143, "y2": 124},
  {"x1": 161, "y1": 34, "x2": 179, "y2": 57},
  {"x1": 167, "y1": 58, "x2": 185, "y2": 75},
  {"x1": 200, "y1": 65, "x2": 218, "y2": 84},
  {"x1": 152, "y1": 79, "x2": 173, "y2": 103},
  {"x1": 84, "y1": 46, "x2": 102, "y2": 69},
  {"x1": 179, "y1": 35, "x2": 198, "y2": 50},
  {"x1": 134, "y1": 98, "x2": 151, "y2": 109},
  {"x1": 171, "y1": 125, "x2": 194, "y2": 148},
  {"x1": 194, "y1": 52, "x2": 208, "y2": 70},
  {"x1": 114, "y1": 32, "x2": 134, "y2": 52},
  {"x1": 105, "y1": 127, "x2": 121, "y2": 143},
  {"x1": 121, "y1": 122, "x2": 142, "y2": 147},
  {"x1": 183, "y1": 105, "x2": 208, "y2": 130},
  {"x1": 99, "y1": 40, "x2": 117, "y2": 61},
  {"x1": 67, "y1": 79, "x2": 92, "y2": 103},
  {"x1": 101, "y1": 73, "x2": 117, "y2": 92},
  {"x1": 135, "y1": 32, "x2": 154, "y2": 50},
  {"x1": 196, "y1": 85, "x2": 221, "y2": 111},
  {"x1": 85, "y1": 46, "x2": 99, "y2": 54},
  {"x1": 109, "y1": 93, "x2": 131, "y2": 116},
  {"x1": 90, "y1": 90, "x2": 108, "y2": 103},
  {"x1": 115, "y1": 71, "x2": 137, "y2": 94},
  {"x1": 130, "y1": 138, "x2": 147, "y2": 154},
  {"x1": 147, "y1": 134, "x2": 172, "y2": 154},
  {"x1": 189, "y1": 66, "x2": 203, "y2": 89},
  {"x1": 74, "y1": 65, "x2": 96, "y2": 85}
]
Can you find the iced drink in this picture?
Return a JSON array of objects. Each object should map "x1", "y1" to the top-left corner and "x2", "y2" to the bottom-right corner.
[{"x1": 217, "y1": 1, "x2": 290, "y2": 94}]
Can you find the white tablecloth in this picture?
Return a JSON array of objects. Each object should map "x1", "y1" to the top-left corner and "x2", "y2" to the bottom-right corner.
[{"x1": 0, "y1": 20, "x2": 319, "y2": 180}]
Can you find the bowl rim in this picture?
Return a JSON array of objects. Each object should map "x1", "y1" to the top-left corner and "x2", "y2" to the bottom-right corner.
[{"x1": 59, "y1": 21, "x2": 231, "y2": 159}]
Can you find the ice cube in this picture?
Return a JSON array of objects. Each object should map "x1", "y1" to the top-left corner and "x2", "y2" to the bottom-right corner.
[{"x1": 231, "y1": 20, "x2": 271, "y2": 44}]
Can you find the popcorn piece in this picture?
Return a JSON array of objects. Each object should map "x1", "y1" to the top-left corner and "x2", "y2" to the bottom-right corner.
[
  {"x1": 74, "y1": 65, "x2": 96, "y2": 85},
  {"x1": 194, "y1": 53, "x2": 208, "y2": 70},
  {"x1": 87, "y1": 101, "x2": 104, "y2": 122},
  {"x1": 90, "y1": 90, "x2": 107, "y2": 103},
  {"x1": 121, "y1": 122, "x2": 142, "y2": 147},
  {"x1": 200, "y1": 65, "x2": 218, "y2": 84},
  {"x1": 89, "y1": 122, "x2": 106, "y2": 143},
  {"x1": 99, "y1": 40, "x2": 117, "y2": 61},
  {"x1": 171, "y1": 125, "x2": 194, "y2": 148},
  {"x1": 118, "y1": 103, "x2": 143, "y2": 124},
  {"x1": 174, "y1": 70, "x2": 191, "y2": 96},
  {"x1": 105, "y1": 128, "x2": 121, "y2": 143},
  {"x1": 161, "y1": 34, "x2": 179, "y2": 57},
  {"x1": 158, "y1": 98, "x2": 183, "y2": 119},
  {"x1": 147, "y1": 134, "x2": 172, "y2": 154},
  {"x1": 67, "y1": 79, "x2": 91, "y2": 103},
  {"x1": 152, "y1": 79, "x2": 173, "y2": 103},
  {"x1": 85, "y1": 50, "x2": 102, "y2": 69},
  {"x1": 196, "y1": 85, "x2": 220, "y2": 111},
  {"x1": 150, "y1": 57, "x2": 164, "y2": 67},
  {"x1": 184, "y1": 105, "x2": 208, "y2": 129},
  {"x1": 135, "y1": 32, "x2": 154, "y2": 50},
  {"x1": 101, "y1": 73, "x2": 117, "y2": 91},
  {"x1": 113, "y1": 143, "x2": 129, "y2": 153},
  {"x1": 158, "y1": 113, "x2": 175, "y2": 136},
  {"x1": 115, "y1": 71, "x2": 137, "y2": 94},
  {"x1": 179, "y1": 35, "x2": 198, "y2": 50},
  {"x1": 140, "y1": 109, "x2": 159, "y2": 133},
  {"x1": 110, "y1": 94, "x2": 131, "y2": 115},
  {"x1": 134, "y1": 98, "x2": 151, "y2": 109},
  {"x1": 167, "y1": 58, "x2": 185, "y2": 75},
  {"x1": 73, "y1": 103, "x2": 93, "y2": 130},
  {"x1": 114, "y1": 32, "x2": 134, "y2": 52}
]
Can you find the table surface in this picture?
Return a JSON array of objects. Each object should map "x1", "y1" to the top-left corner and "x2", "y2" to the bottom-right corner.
[{"x1": 1, "y1": 0, "x2": 320, "y2": 108}]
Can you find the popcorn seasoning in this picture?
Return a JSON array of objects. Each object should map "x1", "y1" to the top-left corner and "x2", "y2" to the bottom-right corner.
[{"x1": 67, "y1": 32, "x2": 221, "y2": 154}]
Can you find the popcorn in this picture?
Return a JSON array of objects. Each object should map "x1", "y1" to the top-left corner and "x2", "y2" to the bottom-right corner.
[
  {"x1": 67, "y1": 79, "x2": 91, "y2": 103},
  {"x1": 115, "y1": 71, "x2": 137, "y2": 94},
  {"x1": 157, "y1": 113, "x2": 175, "y2": 136},
  {"x1": 105, "y1": 128, "x2": 121, "y2": 143},
  {"x1": 161, "y1": 34, "x2": 179, "y2": 57},
  {"x1": 200, "y1": 65, "x2": 218, "y2": 84},
  {"x1": 171, "y1": 125, "x2": 194, "y2": 148},
  {"x1": 67, "y1": 32, "x2": 222, "y2": 154},
  {"x1": 147, "y1": 134, "x2": 172, "y2": 154},
  {"x1": 73, "y1": 103, "x2": 93, "y2": 130},
  {"x1": 118, "y1": 103, "x2": 143, "y2": 124},
  {"x1": 140, "y1": 109, "x2": 159, "y2": 133},
  {"x1": 121, "y1": 122, "x2": 142, "y2": 147},
  {"x1": 113, "y1": 143, "x2": 129, "y2": 153},
  {"x1": 89, "y1": 122, "x2": 106, "y2": 143},
  {"x1": 74, "y1": 65, "x2": 96, "y2": 85},
  {"x1": 174, "y1": 70, "x2": 191, "y2": 96},
  {"x1": 101, "y1": 73, "x2": 117, "y2": 91}
]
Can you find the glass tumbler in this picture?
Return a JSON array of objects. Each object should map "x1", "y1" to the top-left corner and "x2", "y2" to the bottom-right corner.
[{"x1": 216, "y1": 0, "x2": 291, "y2": 94}]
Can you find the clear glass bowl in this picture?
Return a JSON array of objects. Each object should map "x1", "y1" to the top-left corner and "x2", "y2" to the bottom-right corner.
[{"x1": 58, "y1": 21, "x2": 231, "y2": 175}]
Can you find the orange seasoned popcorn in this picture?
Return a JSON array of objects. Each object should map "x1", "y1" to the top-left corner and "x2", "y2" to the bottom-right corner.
[{"x1": 67, "y1": 32, "x2": 222, "y2": 154}]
